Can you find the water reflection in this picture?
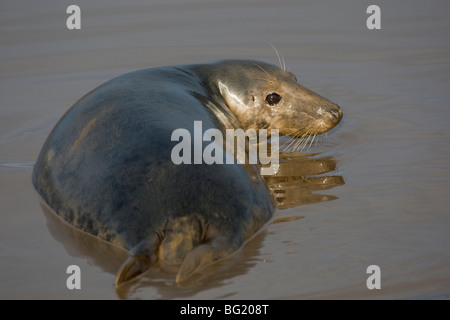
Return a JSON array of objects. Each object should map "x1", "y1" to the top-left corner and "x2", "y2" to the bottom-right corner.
[
  {"x1": 40, "y1": 201, "x2": 128, "y2": 275},
  {"x1": 41, "y1": 198, "x2": 267, "y2": 299},
  {"x1": 264, "y1": 153, "x2": 345, "y2": 209},
  {"x1": 117, "y1": 231, "x2": 269, "y2": 299}
]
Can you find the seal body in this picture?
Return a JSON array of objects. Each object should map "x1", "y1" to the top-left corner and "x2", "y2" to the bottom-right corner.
[{"x1": 32, "y1": 60, "x2": 342, "y2": 287}]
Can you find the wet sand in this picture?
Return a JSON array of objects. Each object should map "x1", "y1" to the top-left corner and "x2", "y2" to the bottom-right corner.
[{"x1": 1, "y1": 0, "x2": 450, "y2": 299}]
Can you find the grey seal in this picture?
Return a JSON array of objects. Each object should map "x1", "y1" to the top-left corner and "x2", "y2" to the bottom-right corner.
[{"x1": 32, "y1": 60, "x2": 342, "y2": 288}]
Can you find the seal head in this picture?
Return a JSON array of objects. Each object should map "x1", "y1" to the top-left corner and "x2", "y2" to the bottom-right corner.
[{"x1": 190, "y1": 60, "x2": 342, "y2": 138}]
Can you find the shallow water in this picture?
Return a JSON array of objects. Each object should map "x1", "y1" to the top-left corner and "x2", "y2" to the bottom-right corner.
[{"x1": 1, "y1": 0, "x2": 450, "y2": 299}]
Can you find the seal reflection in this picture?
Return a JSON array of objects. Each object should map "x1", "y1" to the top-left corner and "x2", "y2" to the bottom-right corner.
[{"x1": 263, "y1": 152, "x2": 344, "y2": 210}]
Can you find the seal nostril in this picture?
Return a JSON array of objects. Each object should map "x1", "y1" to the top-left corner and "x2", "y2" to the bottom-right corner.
[{"x1": 328, "y1": 108, "x2": 343, "y2": 121}]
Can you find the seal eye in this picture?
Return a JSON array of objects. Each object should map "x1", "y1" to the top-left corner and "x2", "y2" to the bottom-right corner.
[{"x1": 265, "y1": 93, "x2": 282, "y2": 106}]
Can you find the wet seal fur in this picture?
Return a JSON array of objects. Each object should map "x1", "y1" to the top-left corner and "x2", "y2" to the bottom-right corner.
[{"x1": 32, "y1": 60, "x2": 342, "y2": 289}]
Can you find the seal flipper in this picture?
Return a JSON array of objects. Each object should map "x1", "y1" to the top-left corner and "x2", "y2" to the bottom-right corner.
[
  {"x1": 115, "y1": 254, "x2": 153, "y2": 288},
  {"x1": 115, "y1": 236, "x2": 160, "y2": 288},
  {"x1": 176, "y1": 236, "x2": 238, "y2": 283}
]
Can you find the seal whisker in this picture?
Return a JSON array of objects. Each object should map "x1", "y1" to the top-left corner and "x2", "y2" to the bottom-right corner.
[
  {"x1": 314, "y1": 134, "x2": 320, "y2": 148},
  {"x1": 269, "y1": 44, "x2": 285, "y2": 72},
  {"x1": 290, "y1": 131, "x2": 308, "y2": 153},
  {"x1": 298, "y1": 134, "x2": 309, "y2": 152},
  {"x1": 297, "y1": 135, "x2": 307, "y2": 152},
  {"x1": 307, "y1": 134, "x2": 314, "y2": 150},
  {"x1": 269, "y1": 43, "x2": 284, "y2": 71},
  {"x1": 308, "y1": 133, "x2": 317, "y2": 151},
  {"x1": 279, "y1": 139, "x2": 290, "y2": 152},
  {"x1": 299, "y1": 131, "x2": 312, "y2": 152},
  {"x1": 293, "y1": 139, "x2": 303, "y2": 153},
  {"x1": 290, "y1": 131, "x2": 328, "y2": 153},
  {"x1": 279, "y1": 129, "x2": 298, "y2": 148},
  {"x1": 285, "y1": 128, "x2": 302, "y2": 137},
  {"x1": 280, "y1": 129, "x2": 303, "y2": 152},
  {"x1": 252, "y1": 62, "x2": 277, "y2": 81},
  {"x1": 291, "y1": 135, "x2": 305, "y2": 153},
  {"x1": 284, "y1": 132, "x2": 301, "y2": 153},
  {"x1": 308, "y1": 134, "x2": 317, "y2": 150},
  {"x1": 280, "y1": 137, "x2": 296, "y2": 153},
  {"x1": 294, "y1": 132, "x2": 308, "y2": 152}
]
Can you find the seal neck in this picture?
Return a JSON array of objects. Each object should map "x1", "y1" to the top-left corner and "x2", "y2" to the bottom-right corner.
[{"x1": 183, "y1": 63, "x2": 243, "y2": 131}]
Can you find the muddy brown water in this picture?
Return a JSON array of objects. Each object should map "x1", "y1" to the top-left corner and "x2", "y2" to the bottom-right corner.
[{"x1": 1, "y1": 0, "x2": 450, "y2": 299}]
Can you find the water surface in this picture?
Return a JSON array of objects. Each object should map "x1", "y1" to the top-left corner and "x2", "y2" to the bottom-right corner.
[{"x1": 1, "y1": 0, "x2": 449, "y2": 299}]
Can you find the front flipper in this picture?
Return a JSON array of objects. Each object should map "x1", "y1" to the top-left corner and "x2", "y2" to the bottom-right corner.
[{"x1": 176, "y1": 236, "x2": 238, "y2": 283}]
